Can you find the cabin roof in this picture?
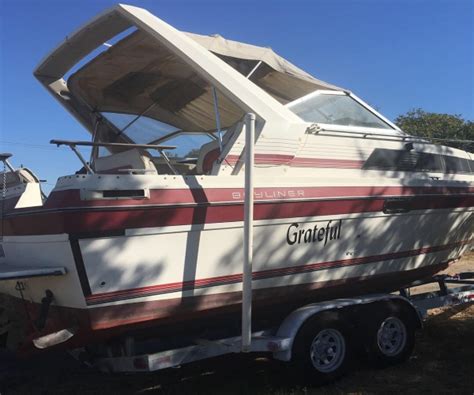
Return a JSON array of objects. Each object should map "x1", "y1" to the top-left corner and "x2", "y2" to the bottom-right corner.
[{"x1": 68, "y1": 29, "x2": 342, "y2": 132}]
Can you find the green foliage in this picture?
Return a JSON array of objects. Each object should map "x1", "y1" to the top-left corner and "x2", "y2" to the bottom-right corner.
[{"x1": 395, "y1": 109, "x2": 474, "y2": 152}]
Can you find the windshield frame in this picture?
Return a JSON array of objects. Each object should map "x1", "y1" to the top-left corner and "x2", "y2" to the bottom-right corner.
[{"x1": 286, "y1": 90, "x2": 403, "y2": 134}]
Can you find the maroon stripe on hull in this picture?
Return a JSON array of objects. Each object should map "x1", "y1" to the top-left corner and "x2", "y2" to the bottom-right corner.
[
  {"x1": 224, "y1": 154, "x2": 365, "y2": 168},
  {"x1": 85, "y1": 239, "x2": 471, "y2": 305},
  {"x1": 3, "y1": 194, "x2": 473, "y2": 236},
  {"x1": 50, "y1": 185, "x2": 474, "y2": 207},
  {"x1": 291, "y1": 158, "x2": 365, "y2": 168},
  {"x1": 87, "y1": 259, "x2": 449, "y2": 331},
  {"x1": 10, "y1": 185, "x2": 474, "y2": 211}
]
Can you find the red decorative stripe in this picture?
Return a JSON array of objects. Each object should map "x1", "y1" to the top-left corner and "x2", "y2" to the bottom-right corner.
[
  {"x1": 224, "y1": 154, "x2": 365, "y2": 168},
  {"x1": 85, "y1": 239, "x2": 471, "y2": 305},
  {"x1": 37, "y1": 185, "x2": 474, "y2": 210},
  {"x1": 291, "y1": 158, "x2": 365, "y2": 168},
  {"x1": 225, "y1": 154, "x2": 294, "y2": 165},
  {"x1": 85, "y1": 259, "x2": 450, "y2": 330},
  {"x1": 3, "y1": 193, "x2": 473, "y2": 236}
]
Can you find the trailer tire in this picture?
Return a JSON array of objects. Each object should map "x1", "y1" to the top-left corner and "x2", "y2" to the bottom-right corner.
[
  {"x1": 290, "y1": 313, "x2": 352, "y2": 384},
  {"x1": 365, "y1": 304, "x2": 417, "y2": 368}
]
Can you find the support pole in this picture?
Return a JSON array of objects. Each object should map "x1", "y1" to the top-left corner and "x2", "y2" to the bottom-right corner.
[
  {"x1": 70, "y1": 145, "x2": 94, "y2": 174},
  {"x1": 211, "y1": 87, "x2": 223, "y2": 153},
  {"x1": 242, "y1": 113, "x2": 255, "y2": 352}
]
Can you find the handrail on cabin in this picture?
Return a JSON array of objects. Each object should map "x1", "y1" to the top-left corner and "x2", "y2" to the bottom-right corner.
[
  {"x1": 50, "y1": 139, "x2": 176, "y2": 151},
  {"x1": 309, "y1": 126, "x2": 474, "y2": 147}
]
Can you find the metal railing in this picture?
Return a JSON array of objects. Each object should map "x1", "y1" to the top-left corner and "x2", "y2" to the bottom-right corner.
[{"x1": 50, "y1": 140, "x2": 177, "y2": 174}]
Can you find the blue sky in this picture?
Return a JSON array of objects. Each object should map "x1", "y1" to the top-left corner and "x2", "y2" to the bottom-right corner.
[{"x1": 0, "y1": 0, "x2": 473, "y2": 191}]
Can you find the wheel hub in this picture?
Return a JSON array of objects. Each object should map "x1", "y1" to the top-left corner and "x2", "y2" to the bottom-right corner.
[
  {"x1": 310, "y1": 328, "x2": 346, "y2": 373},
  {"x1": 376, "y1": 316, "x2": 407, "y2": 356}
]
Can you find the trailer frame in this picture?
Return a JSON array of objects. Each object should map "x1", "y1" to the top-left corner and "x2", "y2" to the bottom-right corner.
[{"x1": 91, "y1": 272, "x2": 474, "y2": 373}]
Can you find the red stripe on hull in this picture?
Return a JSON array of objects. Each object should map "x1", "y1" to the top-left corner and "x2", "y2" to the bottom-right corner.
[
  {"x1": 87, "y1": 260, "x2": 449, "y2": 331},
  {"x1": 224, "y1": 154, "x2": 365, "y2": 168},
  {"x1": 85, "y1": 239, "x2": 470, "y2": 305},
  {"x1": 3, "y1": 193, "x2": 473, "y2": 236},
  {"x1": 40, "y1": 185, "x2": 474, "y2": 210}
]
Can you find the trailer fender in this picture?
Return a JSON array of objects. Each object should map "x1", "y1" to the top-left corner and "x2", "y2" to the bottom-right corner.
[{"x1": 273, "y1": 294, "x2": 421, "y2": 362}]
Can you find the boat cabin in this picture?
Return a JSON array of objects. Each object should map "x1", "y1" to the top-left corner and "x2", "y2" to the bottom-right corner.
[{"x1": 31, "y1": 5, "x2": 472, "y2": 182}]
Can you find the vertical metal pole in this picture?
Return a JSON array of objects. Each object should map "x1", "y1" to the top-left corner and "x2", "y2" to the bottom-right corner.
[
  {"x1": 242, "y1": 113, "x2": 255, "y2": 352},
  {"x1": 211, "y1": 87, "x2": 223, "y2": 153}
]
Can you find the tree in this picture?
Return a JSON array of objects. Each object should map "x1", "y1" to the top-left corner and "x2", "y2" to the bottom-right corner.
[{"x1": 395, "y1": 109, "x2": 474, "y2": 152}]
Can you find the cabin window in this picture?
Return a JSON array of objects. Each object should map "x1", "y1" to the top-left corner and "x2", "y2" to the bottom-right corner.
[
  {"x1": 287, "y1": 93, "x2": 392, "y2": 129},
  {"x1": 444, "y1": 155, "x2": 471, "y2": 173},
  {"x1": 363, "y1": 149, "x2": 423, "y2": 171},
  {"x1": 412, "y1": 152, "x2": 444, "y2": 172},
  {"x1": 363, "y1": 149, "x2": 471, "y2": 173}
]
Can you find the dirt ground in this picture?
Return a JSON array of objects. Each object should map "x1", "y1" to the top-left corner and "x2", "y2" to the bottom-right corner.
[{"x1": 1, "y1": 254, "x2": 473, "y2": 394}]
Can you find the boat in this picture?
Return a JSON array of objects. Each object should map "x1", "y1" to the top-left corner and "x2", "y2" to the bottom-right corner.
[{"x1": 0, "y1": 4, "x2": 472, "y2": 354}]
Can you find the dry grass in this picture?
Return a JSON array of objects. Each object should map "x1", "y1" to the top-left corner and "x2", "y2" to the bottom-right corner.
[{"x1": 2, "y1": 254, "x2": 473, "y2": 394}]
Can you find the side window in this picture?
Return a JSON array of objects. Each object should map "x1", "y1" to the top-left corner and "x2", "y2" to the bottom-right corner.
[
  {"x1": 362, "y1": 149, "x2": 398, "y2": 170},
  {"x1": 415, "y1": 153, "x2": 444, "y2": 172},
  {"x1": 395, "y1": 151, "x2": 419, "y2": 171},
  {"x1": 363, "y1": 149, "x2": 464, "y2": 173},
  {"x1": 443, "y1": 155, "x2": 471, "y2": 173},
  {"x1": 363, "y1": 149, "x2": 419, "y2": 171}
]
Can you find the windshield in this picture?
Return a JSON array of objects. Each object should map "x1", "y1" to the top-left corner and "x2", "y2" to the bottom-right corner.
[
  {"x1": 161, "y1": 133, "x2": 215, "y2": 158},
  {"x1": 99, "y1": 112, "x2": 217, "y2": 161},
  {"x1": 287, "y1": 93, "x2": 392, "y2": 129},
  {"x1": 102, "y1": 112, "x2": 180, "y2": 144}
]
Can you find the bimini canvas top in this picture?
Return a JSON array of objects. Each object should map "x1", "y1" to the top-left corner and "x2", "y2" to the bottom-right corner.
[
  {"x1": 186, "y1": 32, "x2": 342, "y2": 100},
  {"x1": 68, "y1": 29, "x2": 343, "y2": 132}
]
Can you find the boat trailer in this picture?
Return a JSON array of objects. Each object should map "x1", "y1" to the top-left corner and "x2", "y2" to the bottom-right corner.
[{"x1": 89, "y1": 271, "x2": 474, "y2": 373}]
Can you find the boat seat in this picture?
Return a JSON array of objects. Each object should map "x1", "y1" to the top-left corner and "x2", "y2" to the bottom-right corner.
[
  {"x1": 196, "y1": 141, "x2": 221, "y2": 174},
  {"x1": 93, "y1": 148, "x2": 158, "y2": 174},
  {"x1": 195, "y1": 123, "x2": 243, "y2": 174}
]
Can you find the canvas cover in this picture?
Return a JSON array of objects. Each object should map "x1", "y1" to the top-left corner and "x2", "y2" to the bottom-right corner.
[{"x1": 68, "y1": 29, "x2": 342, "y2": 132}]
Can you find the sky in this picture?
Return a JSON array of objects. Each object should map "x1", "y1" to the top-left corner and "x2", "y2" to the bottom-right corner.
[{"x1": 0, "y1": 0, "x2": 473, "y2": 191}]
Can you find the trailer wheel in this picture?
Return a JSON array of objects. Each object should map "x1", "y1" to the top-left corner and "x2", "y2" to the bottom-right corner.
[
  {"x1": 291, "y1": 313, "x2": 352, "y2": 384},
  {"x1": 365, "y1": 305, "x2": 417, "y2": 367}
]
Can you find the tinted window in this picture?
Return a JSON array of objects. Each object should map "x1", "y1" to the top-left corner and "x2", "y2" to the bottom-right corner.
[
  {"x1": 363, "y1": 149, "x2": 424, "y2": 171},
  {"x1": 363, "y1": 149, "x2": 469, "y2": 173},
  {"x1": 415, "y1": 153, "x2": 444, "y2": 172},
  {"x1": 444, "y1": 155, "x2": 471, "y2": 173}
]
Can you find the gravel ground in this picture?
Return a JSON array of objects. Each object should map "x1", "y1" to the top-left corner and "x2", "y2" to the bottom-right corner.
[{"x1": 1, "y1": 253, "x2": 473, "y2": 394}]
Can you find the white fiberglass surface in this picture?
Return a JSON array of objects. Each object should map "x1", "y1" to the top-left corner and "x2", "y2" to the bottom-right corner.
[{"x1": 287, "y1": 92, "x2": 392, "y2": 129}]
